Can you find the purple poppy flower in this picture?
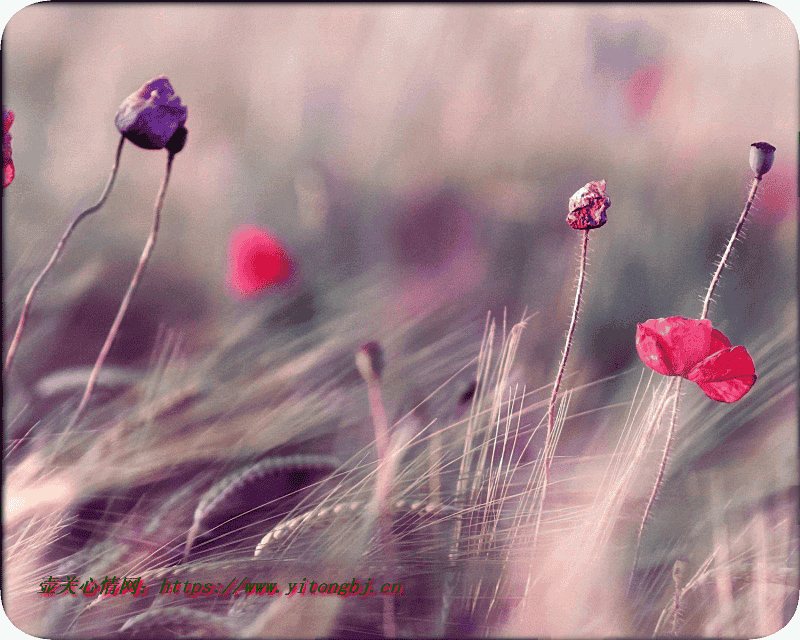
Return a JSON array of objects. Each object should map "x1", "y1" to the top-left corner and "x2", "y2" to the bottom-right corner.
[{"x1": 114, "y1": 77, "x2": 187, "y2": 150}]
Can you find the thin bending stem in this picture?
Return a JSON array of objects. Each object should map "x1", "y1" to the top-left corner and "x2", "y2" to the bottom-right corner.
[
  {"x1": 534, "y1": 229, "x2": 589, "y2": 549},
  {"x1": 700, "y1": 176, "x2": 761, "y2": 320},
  {"x1": 367, "y1": 379, "x2": 396, "y2": 637},
  {"x1": 5, "y1": 135, "x2": 126, "y2": 374},
  {"x1": 672, "y1": 582, "x2": 683, "y2": 635},
  {"x1": 67, "y1": 150, "x2": 175, "y2": 430},
  {"x1": 368, "y1": 381, "x2": 390, "y2": 461},
  {"x1": 546, "y1": 229, "x2": 589, "y2": 470}
]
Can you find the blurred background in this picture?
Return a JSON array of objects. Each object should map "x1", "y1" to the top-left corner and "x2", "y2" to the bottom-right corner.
[{"x1": 2, "y1": 3, "x2": 797, "y2": 416}]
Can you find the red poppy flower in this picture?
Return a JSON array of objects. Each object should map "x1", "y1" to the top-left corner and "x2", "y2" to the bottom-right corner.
[
  {"x1": 635, "y1": 316, "x2": 756, "y2": 403},
  {"x1": 3, "y1": 108, "x2": 14, "y2": 188},
  {"x1": 228, "y1": 225, "x2": 293, "y2": 298}
]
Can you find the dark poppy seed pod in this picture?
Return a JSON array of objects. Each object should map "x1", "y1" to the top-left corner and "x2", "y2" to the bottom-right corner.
[
  {"x1": 566, "y1": 179, "x2": 611, "y2": 230},
  {"x1": 165, "y1": 126, "x2": 188, "y2": 155},
  {"x1": 356, "y1": 341, "x2": 384, "y2": 383},
  {"x1": 115, "y1": 76, "x2": 187, "y2": 150},
  {"x1": 749, "y1": 141, "x2": 775, "y2": 177}
]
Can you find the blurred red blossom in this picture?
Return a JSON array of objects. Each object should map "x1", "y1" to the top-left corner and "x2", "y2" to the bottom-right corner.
[
  {"x1": 228, "y1": 225, "x2": 293, "y2": 298},
  {"x1": 635, "y1": 316, "x2": 756, "y2": 403},
  {"x1": 3, "y1": 108, "x2": 14, "y2": 188},
  {"x1": 624, "y1": 63, "x2": 665, "y2": 119}
]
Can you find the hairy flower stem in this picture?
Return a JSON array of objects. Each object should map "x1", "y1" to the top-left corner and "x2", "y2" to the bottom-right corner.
[
  {"x1": 632, "y1": 172, "x2": 765, "y2": 588},
  {"x1": 367, "y1": 381, "x2": 390, "y2": 461},
  {"x1": 534, "y1": 229, "x2": 589, "y2": 547},
  {"x1": 672, "y1": 582, "x2": 683, "y2": 635},
  {"x1": 67, "y1": 149, "x2": 175, "y2": 430},
  {"x1": 5, "y1": 135, "x2": 126, "y2": 375},
  {"x1": 700, "y1": 175, "x2": 761, "y2": 320},
  {"x1": 364, "y1": 376, "x2": 396, "y2": 637}
]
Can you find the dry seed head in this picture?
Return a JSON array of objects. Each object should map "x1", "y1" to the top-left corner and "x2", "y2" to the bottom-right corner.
[
  {"x1": 194, "y1": 454, "x2": 340, "y2": 526},
  {"x1": 254, "y1": 498, "x2": 458, "y2": 556}
]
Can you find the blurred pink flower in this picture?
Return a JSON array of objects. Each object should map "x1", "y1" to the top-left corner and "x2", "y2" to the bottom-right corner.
[
  {"x1": 624, "y1": 63, "x2": 664, "y2": 119},
  {"x1": 228, "y1": 225, "x2": 293, "y2": 298}
]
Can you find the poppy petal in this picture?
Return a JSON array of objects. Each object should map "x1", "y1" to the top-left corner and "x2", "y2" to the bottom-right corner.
[
  {"x1": 635, "y1": 322, "x2": 675, "y2": 376},
  {"x1": 709, "y1": 328, "x2": 732, "y2": 352},
  {"x1": 686, "y1": 345, "x2": 757, "y2": 402},
  {"x1": 3, "y1": 108, "x2": 13, "y2": 188},
  {"x1": 635, "y1": 317, "x2": 713, "y2": 376},
  {"x1": 3, "y1": 160, "x2": 13, "y2": 188}
]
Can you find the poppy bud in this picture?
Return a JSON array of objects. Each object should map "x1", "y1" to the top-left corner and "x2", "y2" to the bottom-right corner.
[
  {"x1": 749, "y1": 142, "x2": 775, "y2": 177},
  {"x1": 356, "y1": 341, "x2": 384, "y2": 383},
  {"x1": 115, "y1": 77, "x2": 188, "y2": 150},
  {"x1": 3, "y1": 108, "x2": 14, "y2": 188},
  {"x1": 567, "y1": 179, "x2": 610, "y2": 230},
  {"x1": 165, "y1": 126, "x2": 188, "y2": 155}
]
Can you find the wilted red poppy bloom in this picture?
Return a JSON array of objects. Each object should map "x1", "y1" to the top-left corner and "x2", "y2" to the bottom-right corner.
[
  {"x1": 567, "y1": 179, "x2": 611, "y2": 230},
  {"x1": 3, "y1": 108, "x2": 14, "y2": 188},
  {"x1": 228, "y1": 225, "x2": 293, "y2": 298},
  {"x1": 635, "y1": 316, "x2": 756, "y2": 403}
]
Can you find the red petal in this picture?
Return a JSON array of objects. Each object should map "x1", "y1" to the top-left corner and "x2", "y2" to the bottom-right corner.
[
  {"x1": 635, "y1": 322, "x2": 674, "y2": 375},
  {"x1": 3, "y1": 159, "x2": 13, "y2": 188},
  {"x1": 228, "y1": 226, "x2": 293, "y2": 298},
  {"x1": 635, "y1": 317, "x2": 713, "y2": 376},
  {"x1": 709, "y1": 328, "x2": 732, "y2": 352},
  {"x1": 686, "y1": 345, "x2": 757, "y2": 403}
]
